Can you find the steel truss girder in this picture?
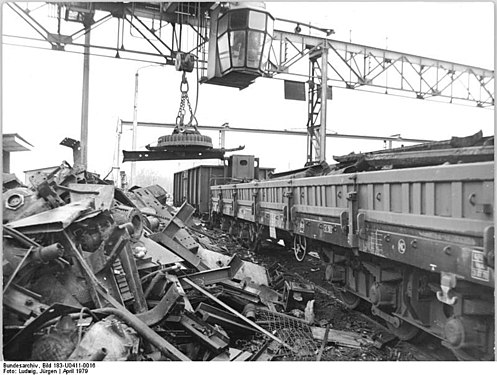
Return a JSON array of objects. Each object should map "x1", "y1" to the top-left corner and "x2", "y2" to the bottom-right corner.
[
  {"x1": 270, "y1": 30, "x2": 494, "y2": 107},
  {"x1": 6, "y1": 2, "x2": 58, "y2": 49},
  {"x1": 5, "y1": 2, "x2": 210, "y2": 65},
  {"x1": 124, "y1": 13, "x2": 173, "y2": 60}
]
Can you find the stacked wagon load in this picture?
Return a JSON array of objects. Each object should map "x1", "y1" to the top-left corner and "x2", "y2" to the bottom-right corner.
[{"x1": 331, "y1": 130, "x2": 493, "y2": 173}]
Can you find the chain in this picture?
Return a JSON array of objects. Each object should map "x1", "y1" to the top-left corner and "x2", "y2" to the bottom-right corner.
[{"x1": 175, "y1": 71, "x2": 198, "y2": 132}]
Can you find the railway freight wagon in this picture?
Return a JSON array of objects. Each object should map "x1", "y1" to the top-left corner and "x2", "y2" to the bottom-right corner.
[
  {"x1": 210, "y1": 142, "x2": 494, "y2": 360},
  {"x1": 173, "y1": 155, "x2": 274, "y2": 215}
]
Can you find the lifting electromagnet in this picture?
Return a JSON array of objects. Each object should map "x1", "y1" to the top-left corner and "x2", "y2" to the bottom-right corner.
[{"x1": 122, "y1": 52, "x2": 245, "y2": 161}]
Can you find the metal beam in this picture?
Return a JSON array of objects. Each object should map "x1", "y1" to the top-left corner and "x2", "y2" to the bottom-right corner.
[
  {"x1": 3, "y1": 34, "x2": 178, "y2": 65},
  {"x1": 119, "y1": 120, "x2": 435, "y2": 143},
  {"x1": 122, "y1": 148, "x2": 231, "y2": 162}
]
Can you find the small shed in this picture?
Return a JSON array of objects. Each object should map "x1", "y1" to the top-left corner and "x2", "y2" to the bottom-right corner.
[{"x1": 2, "y1": 133, "x2": 33, "y2": 173}]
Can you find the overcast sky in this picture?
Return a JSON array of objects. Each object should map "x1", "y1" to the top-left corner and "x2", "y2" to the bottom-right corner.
[{"x1": 2, "y1": 1, "x2": 494, "y2": 187}]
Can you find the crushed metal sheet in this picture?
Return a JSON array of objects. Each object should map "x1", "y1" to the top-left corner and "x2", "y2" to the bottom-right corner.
[
  {"x1": 6, "y1": 200, "x2": 93, "y2": 233},
  {"x1": 139, "y1": 234, "x2": 183, "y2": 265},
  {"x1": 68, "y1": 183, "x2": 115, "y2": 211}
]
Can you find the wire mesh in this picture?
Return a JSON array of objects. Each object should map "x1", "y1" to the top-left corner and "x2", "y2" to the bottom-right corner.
[{"x1": 254, "y1": 308, "x2": 319, "y2": 361}]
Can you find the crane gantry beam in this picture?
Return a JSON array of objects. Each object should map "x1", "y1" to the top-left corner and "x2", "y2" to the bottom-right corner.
[
  {"x1": 268, "y1": 29, "x2": 494, "y2": 163},
  {"x1": 6, "y1": 2, "x2": 493, "y2": 108},
  {"x1": 271, "y1": 30, "x2": 494, "y2": 107}
]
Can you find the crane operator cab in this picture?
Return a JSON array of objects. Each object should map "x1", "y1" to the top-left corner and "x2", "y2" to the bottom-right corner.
[{"x1": 205, "y1": 2, "x2": 274, "y2": 89}]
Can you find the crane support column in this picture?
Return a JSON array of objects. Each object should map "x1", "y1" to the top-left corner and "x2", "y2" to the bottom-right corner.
[
  {"x1": 319, "y1": 47, "x2": 328, "y2": 163},
  {"x1": 79, "y1": 22, "x2": 91, "y2": 170},
  {"x1": 306, "y1": 46, "x2": 330, "y2": 165}
]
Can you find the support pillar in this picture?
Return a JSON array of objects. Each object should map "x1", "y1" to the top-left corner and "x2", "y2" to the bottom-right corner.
[
  {"x1": 306, "y1": 46, "x2": 330, "y2": 165},
  {"x1": 319, "y1": 47, "x2": 328, "y2": 163},
  {"x1": 79, "y1": 24, "x2": 91, "y2": 170}
]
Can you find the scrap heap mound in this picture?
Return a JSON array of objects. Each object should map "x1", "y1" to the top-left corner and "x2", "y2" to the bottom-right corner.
[{"x1": 2, "y1": 159, "x2": 328, "y2": 361}]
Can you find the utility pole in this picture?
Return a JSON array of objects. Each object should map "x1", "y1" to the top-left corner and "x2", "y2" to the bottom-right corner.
[
  {"x1": 130, "y1": 64, "x2": 164, "y2": 186},
  {"x1": 131, "y1": 71, "x2": 139, "y2": 187},
  {"x1": 115, "y1": 118, "x2": 123, "y2": 184}
]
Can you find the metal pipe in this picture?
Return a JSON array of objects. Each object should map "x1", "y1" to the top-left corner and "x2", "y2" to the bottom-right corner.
[
  {"x1": 32, "y1": 243, "x2": 64, "y2": 263},
  {"x1": 93, "y1": 307, "x2": 190, "y2": 361}
]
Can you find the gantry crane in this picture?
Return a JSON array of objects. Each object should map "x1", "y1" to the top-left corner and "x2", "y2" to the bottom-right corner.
[{"x1": 4, "y1": 1, "x2": 494, "y2": 169}]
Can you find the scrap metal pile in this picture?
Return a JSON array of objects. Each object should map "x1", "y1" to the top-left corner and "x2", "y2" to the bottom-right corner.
[{"x1": 3, "y1": 161, "x2": 329, "y2": 361}]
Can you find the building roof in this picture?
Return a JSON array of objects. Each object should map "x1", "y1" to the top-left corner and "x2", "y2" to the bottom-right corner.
[{"x1": 2, "y1": 133, "x2": 33, "y2": 152}]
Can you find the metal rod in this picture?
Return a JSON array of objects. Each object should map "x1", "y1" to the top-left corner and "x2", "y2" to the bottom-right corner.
[
  {"x1": 119, "y1": 121, "x2": 435, "y2": 143},
  {"x1": 3, "y1": 246, "x2": 35, "y2": 293},
  {"x1": 3, "y1": 225, "x2": 40, "y2": 248},
  {"x1": 316, "y1": 323, "x2": 330, "y2": 361}
]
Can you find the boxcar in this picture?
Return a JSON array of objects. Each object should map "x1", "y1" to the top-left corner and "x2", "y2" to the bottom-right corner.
[{"x1": 173, "y1": 155, "x2": 274, "y2": 214}]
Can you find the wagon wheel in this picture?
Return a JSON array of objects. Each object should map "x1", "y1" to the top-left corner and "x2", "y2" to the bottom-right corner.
[
  {"x1": 293, "y1": 234, "x2": 307, "y2": 262},
  {"x1": 449, "y1": 347, "x2": 492, "y2": 361},
  {"x1": 386, "y1": 320, "x2": 420, "y2": 341},
  {"x1": 338, "y1": 290, "x2": 362, "y2": 309}
]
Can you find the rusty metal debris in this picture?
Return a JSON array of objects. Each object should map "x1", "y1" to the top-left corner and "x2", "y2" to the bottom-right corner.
[{"x1": 3, "y1": 152, "x2": 334, "y2": 361}]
